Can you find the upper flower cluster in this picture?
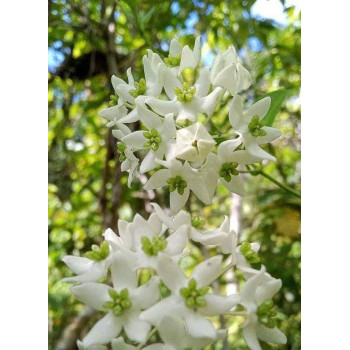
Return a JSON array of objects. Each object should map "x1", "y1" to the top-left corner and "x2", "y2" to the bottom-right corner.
[
  {"x1": 100, "y1": 37, "x2": 282, "y2": 213},
  {"x1": 63, "y1": 204, "x2": 286, "y2": 350}
]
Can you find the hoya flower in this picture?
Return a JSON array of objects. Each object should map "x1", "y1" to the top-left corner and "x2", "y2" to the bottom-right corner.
[
  {"x1": 175, "y1": 122, "x2": 216, "y2": 164},
  {"x1": 229, "y1": 95, "x2": 282, "y2": 162},
  {"x1": 99, "y1": 103, "x2": 130, "y2": 129},
  {"x1": 140, "y1": 254, "x2": 239, "y2": 340},
  {"x1": 210, "y1": 45, "x2": 252, "y2": 95},
  {"x1": 62, "y1": 240, "x2": 112, "y2": 284},
  {"x1": 164, "y1": 36, "x2": 201, "y2": 75},
  {"x1": 117, "y1": 142, "x2": 139, "y2": 188},
  {"x1": 72, "y1": 251, "x2": 160, "y2": 347},
  {"x1": 122, "y1": 103, "x2": 176, "y2": 173},
  {"x1": 146, "y1": 67, "x2": 222, "y2": 122},
  {"x1": 144, "y1": 159, "x2": 212, "y2": 213},
  {"x1": 239, "y1": 266, "x2": 287, "y2": 350}
]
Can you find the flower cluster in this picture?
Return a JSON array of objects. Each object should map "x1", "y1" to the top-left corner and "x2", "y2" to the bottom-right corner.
[
  {"x1": 63, "y1": 204, "x2": 286, "y2": 350},
  {"x1": 63, "y1": 36, "x2": 288, "y2": 350},
  {"x1": 100, "y1": 37, "x2": 282, "y2": 213}
]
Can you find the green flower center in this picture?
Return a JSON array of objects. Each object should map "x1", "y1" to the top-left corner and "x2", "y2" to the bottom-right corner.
[
  {"x1": 109, "y1": 93, "x2": 119, "y2": 106},
  {"x1": 141, "y1": 234, "x2": 167, "y2": 256},
  {"x1": 191, "y1": 216, "x2": 206, "y2": 229},
  {"x1": 257, "y1": 300, "x2": 277, "y2": 328},
  {"x1": 164, "y1": 53, "x2": 181, "y2": 67},
  {"x1": 248, "y1": 115, "x2": 267, "y2": 137},
  {"x1": 143, "y1": 128, "x2": 162, "y2": 151},
  {"x1": 219, "y1": 162, "x2": 239, "y2": 182},
  {"x1": 84, "y1": 241, "x2": 110, "y2": 262},
  {"x1": 180, "y1": 279, "x2": 209, "y2": 309},
  {"x1": 129, "y1": 78, "x2": 146, "y2": 98},
  {"x1": 240, "y1": 241, "x2": 261, "y2": 264},
  {"x1": 174, "y1": 82, "x2": 196, "y2": 102},
  {"x1": 117, "y1": 142, "x2": 127, "y2": 162},
  {"x1": 167, "y1": 175, "x2": 187, "y2": 195},
  {"x1": 103, "y1": 288, "x2": 132, "y2": 317}
]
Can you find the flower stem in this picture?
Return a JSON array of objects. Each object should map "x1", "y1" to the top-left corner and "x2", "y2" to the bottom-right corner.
[
  {"x1": 219, "y1": 262, "x2": 234, "y2": 277},
  {"x1": 136, "y1": 327, "x2": 158, "y2": 349},
  {"x1": 225, "y1": 311, "x2": 247, "y2": 317}
]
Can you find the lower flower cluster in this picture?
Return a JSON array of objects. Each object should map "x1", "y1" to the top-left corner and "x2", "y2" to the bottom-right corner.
[{"x1": 63, "y1": 204, "x2": 287, "y2": 350}]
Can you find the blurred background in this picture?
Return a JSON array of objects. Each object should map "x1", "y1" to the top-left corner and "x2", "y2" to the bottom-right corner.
[{"x1": 48, "y1": 0, "x2": 300, "y2": 349}]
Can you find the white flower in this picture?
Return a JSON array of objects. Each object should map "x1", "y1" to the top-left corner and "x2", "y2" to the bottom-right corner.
[
  {"x1": 164, "y1": 36, "x2": 201, "y2": 75},
  {"x1": 72, "y1": 251, "x2": 160, "y2": 346},
  {"x1": 229, "y1": 95, "x2": 282, "y2": 162},
  {"x1": 210, "y1": 45, "x2": 251, "y2": 95},
  {"x1": 150, "y1": 203, "x2": 201, "y2": 239},
  {"x1": 62, "y1": 238, "x2": 112, "y2": 284},
  {"x1": 142, "y1": 49, "x2": 165, "y2": 96},
  {"x1": 239, "y1": 266, "x2": 287, "y2": 350},
  {"x1": 99, "y1": 102, "x2": 130, "y2": 128},
  {"x1": 122, "y1": 102, "x2": 176, "y2": 173},
  {"x1": 191, "y1": 215, "x2": 237, "y2": 254},
  {"x1": 175, "y1": 122, "x2": 216, "y2": 164},
  {"x1": 140, "y1": 254, "x2": 239, "y2": 340},
  {"x1": 146, "y1": 67, "x2": 222, "y2": 122},
  {"x1": 144, "y1": 159, "x2": 212, "y2": 213}
]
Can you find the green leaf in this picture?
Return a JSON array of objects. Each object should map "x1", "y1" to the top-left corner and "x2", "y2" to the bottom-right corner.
[{"x1": 261, "y1": 90, "x2": 290, "y2": 127}]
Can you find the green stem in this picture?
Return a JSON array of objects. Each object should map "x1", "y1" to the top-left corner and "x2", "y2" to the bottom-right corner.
[
  {"x1": 219, "y1": 263, "x2": 234, "y2": 277},
  {"x1": 136, "y1": 327, "x2": 157, "y2": 349},
  {"x1": 259, "y1": 170, "x2": 301, "y2": 198}
]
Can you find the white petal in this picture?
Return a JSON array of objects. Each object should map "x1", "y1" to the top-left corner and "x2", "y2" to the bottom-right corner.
[
  {"x1": 199, "y1": 294, "x2": 240, "y2": 316},
  {"x1": 199, "y1": 87, "x2": 222, "y2": 116},
  {"x1": 220, "y1": 175, "x2": 246, "y2": 196},
  {"x1": 163, "y1": 225, "x2": 188, "y2": 255},
  {"x1": 122, "y1": 130, "x2": 146, "y2": 149},
  {"x1": 111, "y1": 75, "x2": 126, "y2": 91},
  {"x1": 123, "y1": 312, "x2": 151, "y2": 343},
  {"x1": 169, "y1": 38, "x2": 182, "y2": 56},
  {"x1": 139, "y1": 296, "x2": 180, "y2": 325},
  {"x1": 179, "y1": 45, "x2": 197, "y2": 73},
  {"x1": 245, "y1": 143, "x2": 276, "y2": 162},
  {"x1": 131, "y1": 276, "x2": 160, "y2": 309},
  {"x1": 217, "y1": 137, "x2": 243, "y2": 161},
  {"x1": 212, "y1": 63, "x2": 238, "y2": 94},
  {"x1": 163, "y1": 70, "x2": 182, "y2": 99},
  {"x1": 99, "y1": 105, "x2": 127, "y2": 121},
  {"x1": 229, "y1": 94, "x2": 244, "y2": 128},
  {"x1": 157, "y1": 314, "x2": 186, "y2": 348},
  {"x1": 191, "y1": 255, "x2": 223, "y2": 288},
  {"x1": 240, "y1": 266, "x2": 266, "y2": 304},
  {"x1": 256, "y1": 127, "x2": 282, "y2": 144},
  {"x1": 245, "y1": 97, "x2": 271, "y2": 119},
  {"x1": 195, "y1": 67, "x2": 210, "y2": 97},
  {"x1": 71, "y1": 282, "x2": 111, "y2": 311},
  {"x1": 157, "y1": 253, "x2": 187, "y2": 292},
  {"x1": 256, "y1": 324, "x2": 287, "y2": 344},
  {"x1": 119, "y1": 109, "x2": 140, "y2": 124},
  {"x1": 111, "y1": 251, "x2": 138, "y2": 290},
  {"x1": 150, "y1": 203, "x2": 175, "y2": 229},
  {"x1": 111, "y1": 337, "x2": 136, "y2": 350},
  {"x1": 243, "y1": 324, "x2": 262, "y2": 350},
  {"x1": 62, "y1": 255, "x2": 93, "y2": 275},
  {"x1": 148, "y1": 212, "x2": 163, "y2": 234},
  {"x1": 144, "y1": 169, "x2": 170, "y2": 190},
  {"x1": 146, "y1": 98, "x2": 179, "y2": 117},
  {"x1": 255, "y1": 279, "x2": 282, "y2": 305},
  {"x1": 183, "y1": 310, "x2": 216, "y2": 339},
  {"x1": 237, "y1": 63, "x2": 252, "y2": 91},
  {"x1": 140, "y1": 151, "x2": 157, "y2": 174},
  {"x1": 230, "y1": 150, "x2": 263, "y2": 165},
  {"x1": 170, "y1": 187, "x2": 190, "y2": 214},
  {"x1": 136, "y1": 102, "x2": 162, "y2": 130},
  {"x1": 83, "y1": 313, "x2": 122, "y2": 346},
  {"x1": 62, "y1": 260, "x2": 109, "y2": 283}
]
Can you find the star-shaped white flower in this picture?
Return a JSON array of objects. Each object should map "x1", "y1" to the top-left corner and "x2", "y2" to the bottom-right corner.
[
  {"x1": 175, "y1": 122, "x2": 216, "y2": 164},
  {"x1": 146, "y1": 67, "x2": 222, "y2": 122},
  {"x1": 72, "y1": 251, "x2": 160, "y2": 347},
  {"x1": 121, "y1": 102, "x2": 176, "y2": 173},
  {"x1": 144, "y1": 159, "x2": 212, "y2": 213},
  {"x1": 140, "y1": 254, "x2": 239, "y2": 340},
  {"x1": 239, "y1": 266, "x2": 287, "y2": 350},
  {"x1": 163, "y1": 36, "x2": 201, "y2": 75},
  {"x1": 229, "y1": 95, "x2": 282, "y2": 162},
  {"x1": 210, "y1": 45, "x2": 252, "y2": 95}
]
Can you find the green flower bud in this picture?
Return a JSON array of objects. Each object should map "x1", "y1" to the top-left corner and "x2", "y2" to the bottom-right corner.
[
  {"x1": 129, "y1": 78, "x2": 147, "y2": 98},
  {"x1": 141, "y1": 234, "x2": 167, "y2": 256},
  {"x1": 248, "y1": 115, "x2": 266, "y2": 137},
  {"x1": 181, "y1": 279, "x2": 209, "y2": 309},
  {"x1": 166, "y1": 176, "x2": 187, "y2": 195},
  {"x1": 143, "y1": 128, "x2": 162, "y2": 152},
  {"x1": 219, "y1": 162, "x2": 239, "y2": 182},
  {"x1": 191, "y1": 216, "x2": 206, "y2": 229},
  {"x1": 174, "y1": 82, "x2": 196, "y2": 102}
]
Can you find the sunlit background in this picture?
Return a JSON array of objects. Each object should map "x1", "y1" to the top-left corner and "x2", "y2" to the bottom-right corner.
[{"x1": 48, "y1": 0, "x2": 300, "y2": 349}]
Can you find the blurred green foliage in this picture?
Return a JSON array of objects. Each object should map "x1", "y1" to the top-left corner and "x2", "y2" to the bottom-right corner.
[{"x1": 48, "y1": 0, "x2": 300, "y2": 349}]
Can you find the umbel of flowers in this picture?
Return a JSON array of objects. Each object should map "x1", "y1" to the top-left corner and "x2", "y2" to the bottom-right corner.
[{"x1": 63, "y1": 36, "x2": 287, "y2": 350}]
